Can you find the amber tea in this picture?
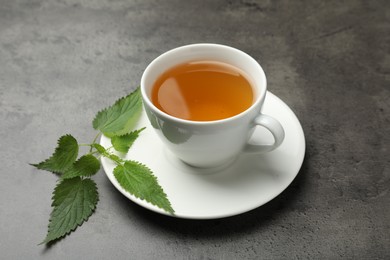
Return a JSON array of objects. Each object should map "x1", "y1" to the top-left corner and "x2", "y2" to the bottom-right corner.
[{"x1": 151, "y1": 61, "x2": 254, "y2": 121}]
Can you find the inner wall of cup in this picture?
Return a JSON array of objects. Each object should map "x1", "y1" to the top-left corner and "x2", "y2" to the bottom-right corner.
[{"x1": 142, "y1": 44, "x2": 266, "y2": 105}]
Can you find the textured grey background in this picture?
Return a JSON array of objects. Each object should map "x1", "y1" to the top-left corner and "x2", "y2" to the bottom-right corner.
[{"x1": 1, "y1": 0, "x2": 389, "y2": 259}]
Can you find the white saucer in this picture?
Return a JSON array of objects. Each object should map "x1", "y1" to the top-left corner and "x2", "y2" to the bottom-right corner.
[{"x1": 100, "y1": 91, "x2": 305, "y2": 219}]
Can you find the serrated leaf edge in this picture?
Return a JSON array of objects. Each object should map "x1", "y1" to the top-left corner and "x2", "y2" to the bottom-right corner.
[
  {"x1": 111, "y1": 127, "x2": 146, "y2": 153},
  {"x1": 40, "y1": 178, "x2": 99, "y2": 245},
  {"x1": 61, "y1": 154, "x2": 101, "y2": 180},
  {"x1": 31, "y1": 134, "x2": 79, "y2": 174},
  {"x1": 114, "y1": 161, "x2": 174, "y2": 214},
  {"x1": 92, "y1": 87, "x2": 142, "y2": 136}
]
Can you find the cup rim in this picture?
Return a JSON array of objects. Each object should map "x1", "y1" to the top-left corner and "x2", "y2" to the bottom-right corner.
[{"x1": 140, "y1": 43, "x2": 267, "y2": 125}]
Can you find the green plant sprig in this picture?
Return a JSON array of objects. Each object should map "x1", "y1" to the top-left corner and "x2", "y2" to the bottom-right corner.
[{"x1": 31, "y1": 88, "x2": 174, "y2": 245}]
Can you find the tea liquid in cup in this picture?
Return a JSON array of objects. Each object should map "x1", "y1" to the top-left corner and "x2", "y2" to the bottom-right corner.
[
  {"x1": 151, "y1": 60, "x2": 254, "y2": 121},
  {"x1": 141, "y1": 44, "x2": 285, "y2": 168}
]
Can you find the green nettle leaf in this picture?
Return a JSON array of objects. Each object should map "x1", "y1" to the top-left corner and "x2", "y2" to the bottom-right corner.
[
  {"x1": 92, "y1": 88, "x2": 142, "y2": 137},
  {"x1": 41, "y1": 177, "x2": 98, "y2": 244},
  {"x1": 62, "y1": 154, "x2": 101, "y2": 179},
  {"x1": 31, "y1": 135, "x2": 78, "y2": 174},
  {"x1": 113, "y1": 161, "x2": 174, "y2": 214},
  {"x1": 111, "y1": 127, "x2": 145, "y2": 153}
]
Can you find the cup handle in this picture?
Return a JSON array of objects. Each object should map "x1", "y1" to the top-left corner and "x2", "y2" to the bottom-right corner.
[{"x1": 244, "y1": 114, "x2": 285, "y2": 153}]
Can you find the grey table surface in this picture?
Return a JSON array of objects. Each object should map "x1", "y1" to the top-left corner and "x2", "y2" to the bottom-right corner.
[{"x1": 1, "y1": 0, "x2": 389, "y2": 259}]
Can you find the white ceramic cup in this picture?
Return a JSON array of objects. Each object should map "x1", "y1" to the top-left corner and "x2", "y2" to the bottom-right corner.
[{"x1": 141, "y1": 43, "x2": 285, "y2": 168}]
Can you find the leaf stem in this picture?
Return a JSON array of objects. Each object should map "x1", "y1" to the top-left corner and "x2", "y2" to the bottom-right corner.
[
  {"x1": 79, "y1": 144, "x2": 92, "y2": 147},
  {"x1": 90, "y1": 133, "x2": 101, "y2": 152},
  {"x1": 101, "y1": 151, "x2": 123, "y2": 165},
  {"x1": 92, "y1": 132, "x2": 101, "y2": 144}
]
